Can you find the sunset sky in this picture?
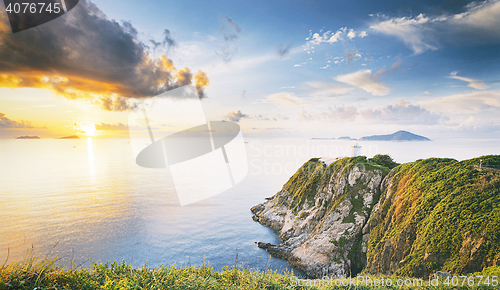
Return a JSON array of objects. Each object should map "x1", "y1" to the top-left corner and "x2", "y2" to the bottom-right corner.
[{"x1": 1, "y1": 0, "x2": 500, "y2": 139}]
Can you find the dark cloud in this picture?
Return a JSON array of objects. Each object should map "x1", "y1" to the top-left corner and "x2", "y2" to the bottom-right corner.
[
  {"x1": 217, "y1": 16, "x2": 241, "y2": 62},
  {"x1": 101, "y1": 96, "x2": 136, "y2": 111},
  {"x1": 216, "y1": 47, "x2": 238, "y2": 63},
  {"x1": 0, "y1": 0, "x2": 207, "y2": 111},
  {"x1": 0, "y1": 112, "x2": 35, "y2": 128},
  {"x1": 122, "y1": 21, "x2": 138, "y2": 37},
  {"x1": 150, "y1": 29, "x2": 176, "y2": 50},
  {"x1": 220, "y1": 16, "x2": 241, "y2": 42},
  {"x1": 174, "y1": 68, "x2": 193, "y2": 87},
  {"x1": 222, "y1": 110, "x2": 248, "y2": 122},
  {"x1": 361, "y1": 100, "x2": 443, "y2": 125},
  {"x1": 345, "y1": 51, "x2": 357, "y2": 68},
  {"x1": 374, "y1": 56, "x2": 403, "y2": 77},
  {"x1": 276, "y1": 41, "x2": 293, "y2": 57}
]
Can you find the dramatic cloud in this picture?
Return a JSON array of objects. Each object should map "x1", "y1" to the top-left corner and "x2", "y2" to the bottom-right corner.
[
  {"x1": 335, "y1": 70, "x2": 390, "y2": 96},
  {"x1": 0, "y1": 0, "x2": 209, "y2": 111},
  {"x1": 448, "y1": 72, "x2": 489, "y2": 90},
  {"x1": 266, "y1": 92, "x2": 304, "y2": 107},
  {"x1": 361, "y1": 100, "x2": 442, "y2": 125},
  {"x1": 194, "y1": 70, "x2": 210, "y2": 98},
  {"x1": 222, "y1": 110, "x2": 248, "y2": 122},
  {"x1": 0, "y1": 112, "x2": 35, "y2": 128},
  {"x1": 95, "y1": 123, "x2": 129, "y2": 130},
  {"x1": 299, "y1": 106, "x2": 358, "y2": 122},
  {"x1": 370, "y1": 0, "x2": 500, "y2": 54}
]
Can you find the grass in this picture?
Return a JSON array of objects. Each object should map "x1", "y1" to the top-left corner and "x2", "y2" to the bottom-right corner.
[
  {"x1": 0, "y1": 254, "x2": 297, "y2": 290},
  {"x1": 1, "y1": 256, "x2": 498, "y2": 289}
]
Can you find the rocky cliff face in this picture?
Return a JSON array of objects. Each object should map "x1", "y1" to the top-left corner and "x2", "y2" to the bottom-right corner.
[
  {"x1": 252, "y1": 155, "x2": 500, "y2": 279},
  {"x1": 251, "y1": 156, "x2": 385, "y2": 278}
]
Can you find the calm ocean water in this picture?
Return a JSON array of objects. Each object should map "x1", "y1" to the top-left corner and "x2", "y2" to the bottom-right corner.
[{"x1": 0, "y1": 137, "x2": 498, "y2": 273}]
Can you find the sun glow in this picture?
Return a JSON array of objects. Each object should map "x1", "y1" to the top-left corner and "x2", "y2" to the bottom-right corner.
[
  {"x1": 83, "y1": 124, "x2": 97, "y2": 136},
  {"x1": 74, "y1": 122, "x2": 97, "y2": 137}
]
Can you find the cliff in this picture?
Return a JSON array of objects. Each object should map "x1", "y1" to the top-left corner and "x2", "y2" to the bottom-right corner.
[
  {"x1": 252, "y1": 155, "x2": 500, "y2": 279},
  {"x1": 251, "y1": 156, "x2": 390, "y2": 278}
]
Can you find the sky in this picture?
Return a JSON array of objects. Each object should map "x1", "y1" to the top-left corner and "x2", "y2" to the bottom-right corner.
[{"x1": 1, "y1": 0, "x2": 500, "y2": 139}]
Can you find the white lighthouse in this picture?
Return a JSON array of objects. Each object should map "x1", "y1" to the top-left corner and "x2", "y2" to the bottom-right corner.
[{"x1": 351, "y1": 143, "x2": 362, "y2": 157}]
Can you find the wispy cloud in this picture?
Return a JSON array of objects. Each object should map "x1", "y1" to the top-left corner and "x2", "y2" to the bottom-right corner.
[
  {"x1": 95, "y1": 123, "x2": 129, "y2": 130},
  {"x1": 304, "y1": 81, "x2": 352, "y2": 97},
  {"x1": 361, "y1": 100, "x2": 443, "y2": 125},
  {"x1": 335, "y1": 69, "x2": 390, "y2": 96},
  {"x1": 422, "y1": 90, "x2": 500, "y2": 114},
  {"x1": 299, "y1": 106, "x2": 358, "y2": 122},
  {"x1": 265, "y1": 92, "x2": 305, "y2": 107},
  {"x1": 448, "y1": 71, "x2": 489, "y2": 90},
  {"x1": 370, "y1": 14, "x2": 438, "y2": 55},
  {"x1": 370, "y1": 0, "x2": 500, "y2": 54},
  {"x1": 217, "y1": 16, "x2": 242, "y2": 62}
]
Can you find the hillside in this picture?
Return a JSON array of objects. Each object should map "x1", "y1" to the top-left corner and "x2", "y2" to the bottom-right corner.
[
  {"x1": 252, "y1": 155, "x2": 500, "y2": 279},
  {"x1": 365, "y1": 155, "x2": 500, "y2": 277},
  {"x1": 360, "y1": 131, "x2": 430, "y2": 141}
]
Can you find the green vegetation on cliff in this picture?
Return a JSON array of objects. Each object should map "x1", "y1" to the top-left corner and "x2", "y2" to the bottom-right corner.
[
  {"x1": 279, "y1": 158, "x2": 326, "y2": 212},
  {"x1": 367, "y1": 155, "x2": 500, "y2": 277},
  {"x1": 279, "y1": 156, "x2": 396, "y2": 214}
]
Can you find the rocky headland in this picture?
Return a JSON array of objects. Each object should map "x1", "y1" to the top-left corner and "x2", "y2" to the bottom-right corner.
[{"x1": 251, "y1": 155, "x2": 500, "y2": 279}]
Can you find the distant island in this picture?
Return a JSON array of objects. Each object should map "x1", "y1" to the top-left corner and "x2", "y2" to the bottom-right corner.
[
  {"x1": 58, "y1": 135, "x2": 80, "y2": 139},
  {"x1": 15, "y1": 136, "x2": 40, "y2": 139},
  {"x1": 337, "y1": 136, "x2": 356, "y2": 140},
  {"x1": 360, "y1": 130, "x2": 430, "y2": 141}
]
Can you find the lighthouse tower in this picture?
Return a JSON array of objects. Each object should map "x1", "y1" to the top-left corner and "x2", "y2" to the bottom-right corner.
[{"x1": 351, "y1": 143, "x2": 362, "y2": 157}]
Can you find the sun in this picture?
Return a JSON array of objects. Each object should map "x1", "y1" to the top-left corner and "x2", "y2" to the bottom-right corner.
[{"x1": 83, "y1": 124, "x2": 97, "y2": 136}]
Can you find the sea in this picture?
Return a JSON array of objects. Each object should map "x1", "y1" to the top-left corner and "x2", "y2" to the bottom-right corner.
[{"x1": 0, "y1": 137, "x2": 498, "y2": 273}]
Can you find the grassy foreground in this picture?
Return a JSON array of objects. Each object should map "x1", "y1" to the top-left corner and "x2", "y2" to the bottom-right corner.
[{"x1": 1, "y1": 256, "x2": 499, "y2": 289}]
